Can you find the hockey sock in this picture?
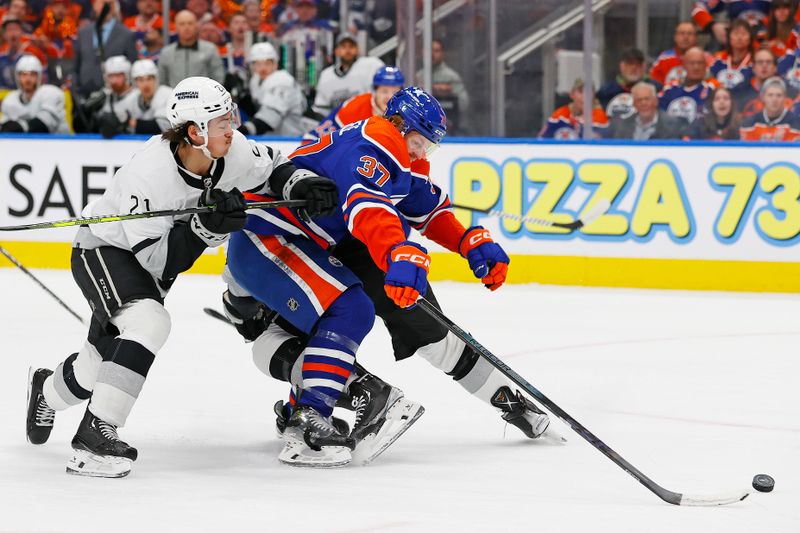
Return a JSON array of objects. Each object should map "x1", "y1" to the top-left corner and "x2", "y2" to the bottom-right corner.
[
  {"x1": 43, "y1": 341, "x2": 103, "y2": 411},
  {"x1": 295, "y1": 287, "x2": 374, "y2": 418},
  {"x1": 90, "y1": 338, "x2": 156, "y2": 427}
]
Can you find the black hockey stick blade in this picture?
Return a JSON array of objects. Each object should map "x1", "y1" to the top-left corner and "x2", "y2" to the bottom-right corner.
[
  {"x1": 414, "y1": 297, "x2": 750, "y2": 507},
  {"x1": 0, "y1": 199, "x2": 307, "y2": 232},
  {"x1": 203, "y1": 307, "x2": 233, "y2": 326}
]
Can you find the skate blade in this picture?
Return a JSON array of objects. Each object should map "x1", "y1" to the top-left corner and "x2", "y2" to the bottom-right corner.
[
  {"x1": 540, "y1": 428, "x2": 567, "y2": 444},
  {"x1": 278, "y1": 441, "x2": 352, "y2": 468},
  {"x1": 66, "y1": 449, "x2": 132, "y2": 478},
  {"x1": 26, "y1": 367, "x2": 33, "y2": 443},
  {"x1": 353, "y1": 399, "x2": 425, "y2": 466}
]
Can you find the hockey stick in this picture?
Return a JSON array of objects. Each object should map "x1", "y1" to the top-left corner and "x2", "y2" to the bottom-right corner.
[
  {"x1": 415, "y1": 297, "x2": 751, "y2": 507},
  {"x1": 0, "y1": 199, "x2": 307, "y2": 232},
  {"x1": 452, "y1": 198, "x2": 611, "y2": 232},
  {"x1": 0, "y1": 245, "x2": 87, "y2": 325},
  {"x1": 204, "y1": 307, "x2": 232, "y2": 325}
]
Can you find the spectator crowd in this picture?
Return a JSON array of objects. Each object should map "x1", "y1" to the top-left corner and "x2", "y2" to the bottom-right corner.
[
  {"x1": 540, "y1": 0, "x2": 800, "y2": 142},
  {"x1": 0, "y1": 0, "x2": 415, "y2": 136},
  {"x1": 4, "y1": 0, "x2": 800, "y2": 141}
]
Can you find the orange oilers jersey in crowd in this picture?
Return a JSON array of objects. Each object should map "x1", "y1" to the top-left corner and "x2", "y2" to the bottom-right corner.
[
  {"x1": 650, "y1": 48, "x2": 714, "y2": 86},
  {"x1": 302, "y1": 92, "x2": 378, "y2": 143},
  {"x1": 739, "y1": 108, "x2": 800, "y2": 141},
  {"x1": 244, "y1": 116, "x2": 464, "y2": 272},
  {"x1": 650, "y1": 48, "x2": 686, "y2": 86},
  {"x1": 539, "y1": 104, "x2": 609, "y2": 139}
]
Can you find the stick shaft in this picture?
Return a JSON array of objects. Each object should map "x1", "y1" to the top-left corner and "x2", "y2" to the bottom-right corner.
[
  {"x1": 0, "y1": 200, "x2": 307, "y2": 232},
  {"x1": 414, "y1": 297, "x2": 683, "y2": 505},
  {"x1": 451, "y1": 203, "x2": 581, "y2": 230},
  {"x1": 0, "y1": 245, "x2": 86, "y2": 324}
]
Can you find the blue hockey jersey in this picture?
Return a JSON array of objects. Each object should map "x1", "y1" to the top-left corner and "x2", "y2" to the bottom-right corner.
[{"x1": 244, "y1": 116, "x2": 454, "y2": 271}]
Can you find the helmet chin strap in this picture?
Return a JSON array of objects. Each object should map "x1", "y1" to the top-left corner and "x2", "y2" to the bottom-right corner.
[{"x1": 187, "y1": 131, "x2": 217, "y2": 161}]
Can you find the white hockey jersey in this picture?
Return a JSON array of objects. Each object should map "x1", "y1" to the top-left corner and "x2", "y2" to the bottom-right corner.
[
  {"x1": 0, "y1": 84, "x2": 70, "y2": 133},
  {"x1": 114, "y1": 84, "x2": 171, "y2": 132},
  {"x1": 312, "y1": 56, "x2": 384, "y2": 115},
  {"x1": 74, "y1": 131, "x2": 291, "y2": 289},
  {"x1": 100, "y1": 87, "x2": 139, "y2": 122},
  {"x1": 248, "y1": 69, "x2": 310, "y2": 136}
]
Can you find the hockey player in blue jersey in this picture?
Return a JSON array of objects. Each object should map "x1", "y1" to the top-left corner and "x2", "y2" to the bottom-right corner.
[
  {"x1": 225, "y1": 87, "x2": 450, "y2": 466},
  {"x1": 225, "y1": 87, "x2": 550, "y2": 466}
]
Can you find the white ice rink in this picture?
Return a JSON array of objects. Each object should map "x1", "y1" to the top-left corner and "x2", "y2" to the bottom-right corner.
[{"x1": 0, "y1": 268, "x2": 798, "y2": 532}]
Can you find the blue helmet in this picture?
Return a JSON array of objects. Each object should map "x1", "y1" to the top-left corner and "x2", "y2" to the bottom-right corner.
[
  {"x1": 383, "y1": 86, "x2": 447, "y2": 144},
  {"x1": 372, "y1": 66, "x2": 405, "y2": 88}
]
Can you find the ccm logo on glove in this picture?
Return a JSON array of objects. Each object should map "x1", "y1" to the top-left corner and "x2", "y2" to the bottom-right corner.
[
  {"x1": 466, "y1": 229, "x2": 492, "y2": 248},
  {"x1": 459, "y1": 226, "x2": 510, "y2": 291},
  {"x1": 391, "y1": 252, "x2": 431, "y2": 268},
  {"x1": 384, "y1": 242, "x2": 430, "y2": 308}
]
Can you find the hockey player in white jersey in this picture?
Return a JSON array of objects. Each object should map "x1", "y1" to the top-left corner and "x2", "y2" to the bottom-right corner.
[
  {"x1": 311, "y1": 32, "x2": 384, "y2": 116},
  {"x1": 78, "y1": 55, "x2": 138, "y2": 137},
  {"x1": 237, "y1": 42, "x2": 313, "y2": 137},
  {"x1": 25, "y1": 76, "x2": 338, "y2": 478},
  {"x1": 0, "y1": 55, "x2": 69, "y2": 134},
  {"x1": 118, "y1": 59, "x2": 172, "y2": 134}
]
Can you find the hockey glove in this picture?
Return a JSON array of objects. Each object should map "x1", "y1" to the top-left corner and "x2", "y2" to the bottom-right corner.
[
  {"x1": 97, "y1": 112, "x2": 123, "y2": 139},
  {"x1": 0, "y1": 119, "x2": 26, "y2": 132},
  {"x1": 459, "y1": 226, "x2": 510, "y2": 291},
  {"x1": 222, "y1": 290, "x2": 275, "y2": 342},
  {"x1": 283, "y1": 169, "x2": 339, "y2": 221},
  {"x1": 384, "y1": 241, "x2": 430, "y2": 308},
  {"x1": 190, "y1": 188, "x2": 247, "y2": 246}
]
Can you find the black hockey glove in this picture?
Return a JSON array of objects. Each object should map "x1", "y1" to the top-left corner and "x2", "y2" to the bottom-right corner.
[
  {"x1": 222, "y1": 290, "x2": 275, "y2": 342},
  {"x1": 190, "y1": 188, "x2": 247, "y2": 246},
  {"x1": 283, "y1": 169, "x2": 339, "y2": 222},
  {"x1": 81, "y1": 90, "x2": 106, "y2": 115},
  {"x1": 97, "y1": 112, "x2": 123, "y2": 138},
  {"x1": 200, "y1": 188, "x2": 247, "y2": 233},
  {"x1": 1, "y1": 120, "x2": 26, "y2": 132}
]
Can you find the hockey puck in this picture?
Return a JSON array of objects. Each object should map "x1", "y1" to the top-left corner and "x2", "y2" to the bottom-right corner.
[{"x1": 752, "y1": 474, "x2": 775, "y2": 493}]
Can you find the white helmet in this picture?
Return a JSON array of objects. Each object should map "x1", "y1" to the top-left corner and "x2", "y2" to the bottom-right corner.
[
  {"x1": 166, "y1": 76, "x2": 237, "y2": 159},
  {"x1": 14, "y1": 54, "x2": 43, "y2": 89},
  {"x1": 248, "y1": 42, "x2": 278, "y2": 63},
  {"x1": 15, "y1": 54, "x2": 43, "y2": 74},
  {"x1": 104, "y1": 55, "x2": 132, "y2": 80},
  {"x1": 131, "y1": 59, "x2": 158, "y2": 81}
]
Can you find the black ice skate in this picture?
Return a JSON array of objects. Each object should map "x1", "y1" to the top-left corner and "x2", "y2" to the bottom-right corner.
[
  {"x1": 343, "y1": 373, "x2": 425, "y2": 465},
  {"x1": 67, "y1": 408, "x2": 138, "y2": 478},
  {"x1": 26, "y1": 367, "x2": 55, "y2": 445},
  {"x1": 278, "y1": 405, "x2": 355, "y2": 468},
  {"x1": 491, "y1": 386, "x2": 551, "y2": 439},
  {"x1": 274, "y1": 400, "x2": 350, "y2": 438}
]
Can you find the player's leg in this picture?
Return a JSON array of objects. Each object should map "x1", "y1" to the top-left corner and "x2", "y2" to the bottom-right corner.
[
  {"x1": 28, "y1": 248, "x2": 124, "y2": 445},
  {"x1": 224, "y1": 276, "x2": 425, "y2": 464},
  {"x1": 227, "y1": 231, "x2": 369, "y2": 466},
  {"x1": 39, "y1": 246, "x2": 167, "y2": 477},
  {"x1": 332, "y1": 237, "x2": 550, "y2": 439}
]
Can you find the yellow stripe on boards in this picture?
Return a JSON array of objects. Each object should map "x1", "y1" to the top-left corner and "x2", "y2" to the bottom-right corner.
[
  {"x1": 0, "y1": 241, "x2": 227, "y2": 274},
  {"x1": 1, "y1": 241, "x2": 798, "y2": 293},
  {"x1": 425, "y1": 254, "x2": 800, "y2": 292}
]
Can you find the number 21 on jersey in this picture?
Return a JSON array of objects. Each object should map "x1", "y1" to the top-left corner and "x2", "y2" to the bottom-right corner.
[{"x1": 356, "y1": 156, "x2": 390, "y2": 186}]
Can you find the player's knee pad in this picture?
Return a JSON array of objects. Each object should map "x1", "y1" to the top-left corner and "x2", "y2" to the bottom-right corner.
[
  {"x1": 416, "y1": 331, "x2": 468, "y2": 374},
  {"x1": 322, "y1": 286, "x2": 375, "y2": 344},
  {"x1": 110, "y1": 299, "x2": 171, "y2": 355},
  {"x1": 252, "y1": 322, "x2": 305, "y2": 382}
]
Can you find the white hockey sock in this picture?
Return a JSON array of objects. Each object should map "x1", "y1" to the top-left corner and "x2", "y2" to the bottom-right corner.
[{"x1": 43, "y1": 341, "x2": 102, "y2": 411}]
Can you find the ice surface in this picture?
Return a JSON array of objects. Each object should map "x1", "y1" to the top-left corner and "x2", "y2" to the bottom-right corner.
[{"x1": 1, "y1": 269, "x2": 798, "y2": 532}]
